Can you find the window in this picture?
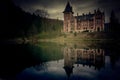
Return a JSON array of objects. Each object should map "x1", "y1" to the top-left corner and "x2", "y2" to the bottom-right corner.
[{"x1": 96, "y1": 20, "x2": 101, "y2": 24}]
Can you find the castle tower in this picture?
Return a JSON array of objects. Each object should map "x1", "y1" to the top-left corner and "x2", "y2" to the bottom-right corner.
[
  {"x1": 94, "y1": 9, "x2": 105, "y2": 32},
  {"x1": 63, "y1": 1, "x2": 74, "y2": 32},
  {"x1": 63, "y1": 47, "x2": 74, "y2": 79}
]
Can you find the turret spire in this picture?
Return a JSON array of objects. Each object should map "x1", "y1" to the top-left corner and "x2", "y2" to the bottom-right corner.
[{"x1": 63, "y1": 1, "x2": 73, "y2": 14}]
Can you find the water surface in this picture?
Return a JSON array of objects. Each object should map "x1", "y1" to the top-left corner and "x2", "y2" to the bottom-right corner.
[{"x1": 0, "y1": 41, "x2": 120, "y2": 80}]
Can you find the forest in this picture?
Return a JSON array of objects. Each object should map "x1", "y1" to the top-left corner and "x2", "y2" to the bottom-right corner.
[
  {"x1": 0, "y1": 0, "x2": 120, "y2": 41},
  {"x1": 0, "y1": 0, "x2": 63, "y2": 40}
]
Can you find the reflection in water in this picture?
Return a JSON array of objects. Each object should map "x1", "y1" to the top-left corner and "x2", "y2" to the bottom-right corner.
[
  {"x1": 0, "y1": 42, "x2": 120, "y2": 80},
  {"x1": 63, "y1": 47, "x2": 105, "y2": 79}
]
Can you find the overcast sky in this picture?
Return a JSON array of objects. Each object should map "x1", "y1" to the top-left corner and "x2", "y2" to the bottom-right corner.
[{"x1": 12, "y1": 0, "x2": 120, "y2": 23}]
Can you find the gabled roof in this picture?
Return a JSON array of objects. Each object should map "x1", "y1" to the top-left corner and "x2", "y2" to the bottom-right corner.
[
  {"x1": 63, "y1": 66, "x2": 73, "y2": 78},
  {"x1": 63, "y1": 1, "x2": 74, "y2": 13},
  {"x1": 75, "y1": 14, "x2": 94, "y2": 21}
]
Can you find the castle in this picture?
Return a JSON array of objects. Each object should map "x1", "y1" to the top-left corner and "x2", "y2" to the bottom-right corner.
[
  {"x1": 63, "y1": 2, "x2": 105, "y2": 32},
  {"x1": 63, "y1": 47, "x2": 105, "y2": 78}
]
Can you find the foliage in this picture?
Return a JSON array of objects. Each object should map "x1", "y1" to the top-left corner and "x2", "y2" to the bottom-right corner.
[
  {"x1": 109, "y1": 10, "x2": 120, "y2": 39},
  {"x1": 74, "y1": 32, "x2": 77, "y2": 36},
  {"x1": 0, "y1": 0, "x2": 63, "y2": 40},
  {"x1": 34, "y1": 9, "x2": 49, "y2": 18}
]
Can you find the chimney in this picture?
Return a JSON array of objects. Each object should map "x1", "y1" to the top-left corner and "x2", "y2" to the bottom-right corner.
[
  {"x1": 94, "y1": 10, "x2": 96, "y2": 13},
  {"x1": 77, "y1": 13, "x2": 79, "y2": 16},
  {"x1": 82, "y1": 13, "x2": 84, "y2": 16},
  {"x1": 89, "y1": 12, "x2": 91, "y2": 14}
]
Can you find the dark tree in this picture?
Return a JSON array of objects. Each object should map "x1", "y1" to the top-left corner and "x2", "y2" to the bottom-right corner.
[
  {"x1": 109, "y1": 10, "x2": 120, "y2": 39},
  {"x1": 34, "y1": 9, "x2": 49, "y2": 18},
  {"x1": 0, "y1": 0, "x2": 63, "y2": 40}
]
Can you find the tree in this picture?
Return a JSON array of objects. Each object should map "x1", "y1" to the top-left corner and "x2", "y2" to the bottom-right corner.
[
  {"x1": 109, "y1": 10, "x2": 120, "y2": 39},
  {"x1": 34, "y1": 9, "x2": 49, "y2": 18}
]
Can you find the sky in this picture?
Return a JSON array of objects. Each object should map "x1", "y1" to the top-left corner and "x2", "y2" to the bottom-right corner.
[{"x1": 12, "y1": 0, "x2": 120, "y2": 23}]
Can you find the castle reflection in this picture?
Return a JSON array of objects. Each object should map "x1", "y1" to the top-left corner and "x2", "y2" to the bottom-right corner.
[{"x1": 63, "y1": 47, "x2": 105, "y2": 77}]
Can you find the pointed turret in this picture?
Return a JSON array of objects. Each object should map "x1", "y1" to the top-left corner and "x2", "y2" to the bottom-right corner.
[
  {"x1": 63, "y1": 66, "x2": 73, "y2": 79},
  {"x1": 63, "y1": 1, "x2": 74, "y2": 32},
  {"x1": 63, "y1": 1, "x2": 74, "y2": 14}
]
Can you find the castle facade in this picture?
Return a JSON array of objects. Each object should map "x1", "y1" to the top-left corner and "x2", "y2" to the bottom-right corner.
[
  {"x1": 63, "y1": 2, "x2": 105, "y2": 32},
  {"x1": 63, "y1": 47, "x2": 105, "y2": 77}
]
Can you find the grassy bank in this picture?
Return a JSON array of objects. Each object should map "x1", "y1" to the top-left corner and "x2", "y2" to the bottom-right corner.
[
  {"x1": 36, "y1": 32, "x2": 115, "y2": 43},
  {"x1": 14, "y1": 32, "x2": 119, "y2": 44}
]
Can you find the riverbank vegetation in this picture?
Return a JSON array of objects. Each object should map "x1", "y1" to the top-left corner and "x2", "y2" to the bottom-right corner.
[
  {"x1": 1, "y1": 0, "x2": 63, "y2": 40},
  {"x1": 2, "y1": 0, "x2": 120, "y2": 43}
]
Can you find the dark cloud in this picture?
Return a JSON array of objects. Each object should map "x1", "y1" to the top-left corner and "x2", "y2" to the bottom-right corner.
[{"x1": 12, "y1": 0, "x2": 120, "y2": 22}]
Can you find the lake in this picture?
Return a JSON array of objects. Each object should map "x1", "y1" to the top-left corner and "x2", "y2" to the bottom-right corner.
[{"x1": 0, "y1": 41, "x2": 120, "y2": 80}]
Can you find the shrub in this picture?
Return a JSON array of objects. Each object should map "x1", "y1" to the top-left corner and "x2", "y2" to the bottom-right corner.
[
  {"x1": 64, "y1": 34, "x2": 67, "y2": 38},
  {"x1": 74, "y1": 32, "x2": 77, "y2": 36}
]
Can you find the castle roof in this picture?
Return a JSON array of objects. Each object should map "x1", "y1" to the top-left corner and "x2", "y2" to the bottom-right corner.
[
  {"x1": 63, "y1": 1, "x2": 74, "y2": 13},
  {"x1": 63, "y1": 66, "x2": 73, "y2": 78},
  {"x1": 75, "y1": 13, "x2": 94, "y2": 21}
]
